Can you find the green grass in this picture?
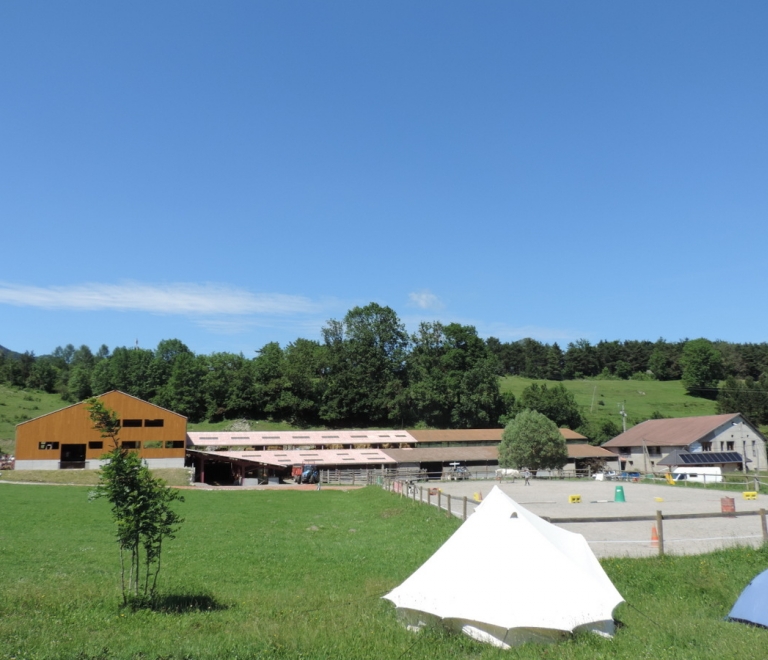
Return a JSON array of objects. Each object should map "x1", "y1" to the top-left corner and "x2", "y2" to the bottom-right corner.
[
  {"x1": 501, "y1": 377, "x2": 719, "y2": 429},
  {"x1": 0, "y1": 467, "x2": 192, "y2": 487},
  {"x1": 2, "y1": 484, "x2": 768, "y2": 659},
  {"x1": 0, "y1": 384, "x2": 70, "y2": 453}
]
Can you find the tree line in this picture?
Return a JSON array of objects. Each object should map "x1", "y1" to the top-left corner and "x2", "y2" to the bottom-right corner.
[{"x1": 2, "y1": 304, "x2": 768, "y2": 428}]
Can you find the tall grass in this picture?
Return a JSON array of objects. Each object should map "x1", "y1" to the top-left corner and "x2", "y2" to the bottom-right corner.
[{"x1": 2, "y1": 484, "x2": 768, "y2": 658}]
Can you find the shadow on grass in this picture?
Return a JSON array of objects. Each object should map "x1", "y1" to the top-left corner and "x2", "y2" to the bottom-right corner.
[{"x1": 147, "y1": 593, "x2": 228, "y2": 613}]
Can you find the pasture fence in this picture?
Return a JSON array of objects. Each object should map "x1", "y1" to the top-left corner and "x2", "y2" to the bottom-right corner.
[{"x1": 382, "y1": 477, "x2": 768, "y2": 556}]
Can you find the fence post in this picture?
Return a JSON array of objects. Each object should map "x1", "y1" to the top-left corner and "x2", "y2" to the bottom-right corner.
[
  {"x1": 438, "y1": 490, "x2": 442, "y2": 511},
  {"x1": 419, "y1": 486, "x2": 423, "y2": 503},
  {"x1": 463, "y1": 496, "x2": 468, "y2": 521},
  {"x1": 447, "y1": 493, "x2": 452, "y2": 517},
  {"x1": 761, "y1": 508, "x2": 768, "y2": 543},
  {"x1": 428, "y1": 489, "x2": 431, "y2": 506},
  {"x1": 656, "y1": 510, "x2": 664, "y2": 557}
]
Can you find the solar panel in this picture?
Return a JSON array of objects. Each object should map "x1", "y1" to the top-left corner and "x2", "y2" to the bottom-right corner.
[{"x1": 679, "y1": 452, "x2": 743, "y2": 465}]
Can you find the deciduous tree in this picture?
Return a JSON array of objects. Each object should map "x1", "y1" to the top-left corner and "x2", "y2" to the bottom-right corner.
[
  {"x1": 498, "y1": 409, "x2": 568, "y2": 471},
  {"x1": 87, "y1": 398, "x2": 184, "y2": 608},
  {"x1": 680, "y1": 338, "x2": 723, "y2": 397}
]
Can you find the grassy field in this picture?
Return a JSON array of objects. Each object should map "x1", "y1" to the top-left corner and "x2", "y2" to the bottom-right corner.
[
  {"x1": 0, "y1": 467, "x2": 191, "y2": 487},
  {"x1": 2, "y1": 484, "x2": 768, "y2": 659},
  {"x1": 0, "y1": 385, "x2": 71, "y2": 454},
  {"x1": 501, "y1": 376, "x2": 719, "y2": 429}
]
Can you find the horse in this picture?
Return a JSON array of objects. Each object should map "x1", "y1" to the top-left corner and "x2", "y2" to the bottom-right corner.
[{"x1": 495, "y1": 468, "x2": 520, "y2": 481}]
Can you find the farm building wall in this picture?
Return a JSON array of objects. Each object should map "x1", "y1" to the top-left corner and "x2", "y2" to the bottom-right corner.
[{"x1": 15, "y1": 391, "x2": 186, "y2": 470}]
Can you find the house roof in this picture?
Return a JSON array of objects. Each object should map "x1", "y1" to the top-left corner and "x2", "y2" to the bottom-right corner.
[
  {"x1": 602, "y1": 414, "x2": 742, "y2": 449},
  {"x1": 566, "y1": 444, "x2": 616, "y2": 459},
  {"x1": 187, "y1": 430, "x2": 416, "y2": 447},
  {"x1": 560, "y1": 429, "x2": 588, "y2": 441},
  {"x1": 382, "y1": 447, "x2": 500, "y2": 463},
  {"x1": 406, "y1": 428, "x2": 586, "y2": 443},
  {"x1": 408, "y1": 429, "x2": 503, "y2": 443},
  {"x1": 192, "y1": 448, "x2": 396, "y2": 468}
]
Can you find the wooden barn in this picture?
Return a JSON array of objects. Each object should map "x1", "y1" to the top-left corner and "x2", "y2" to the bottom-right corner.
[{"x1": 15, "y1": 391, "x2": 187, "y2": 470}]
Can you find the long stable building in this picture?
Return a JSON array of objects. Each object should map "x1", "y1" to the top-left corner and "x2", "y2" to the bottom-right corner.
[
  {"x1": 186, "y1": 427, "x2": 618, "y2": 484},
  {"x1": 15, "y1": 391, "x2": 617, "y2": 481}
]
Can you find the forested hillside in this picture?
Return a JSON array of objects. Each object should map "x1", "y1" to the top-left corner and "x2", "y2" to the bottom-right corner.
[{"x1": 2, "y1": 303, "x2": 768, "y2": 434}]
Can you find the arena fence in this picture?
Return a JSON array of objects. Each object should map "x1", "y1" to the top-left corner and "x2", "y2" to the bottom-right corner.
[{"x1": 382, "y1": 477, "x2": 768, "y2": 556}]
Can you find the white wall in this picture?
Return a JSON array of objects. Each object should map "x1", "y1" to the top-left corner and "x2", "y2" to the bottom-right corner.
[
  {"x1": 14, "y1": 458, "x2": 185, "y2": 471},
  {"x1": 707, "y1": 417, "x2": 768, "y2": 470}
]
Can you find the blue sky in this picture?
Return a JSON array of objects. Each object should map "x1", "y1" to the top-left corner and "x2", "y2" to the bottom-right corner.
[{"x1": 1, "y1": 1, "x2": 767, "y2": 357}]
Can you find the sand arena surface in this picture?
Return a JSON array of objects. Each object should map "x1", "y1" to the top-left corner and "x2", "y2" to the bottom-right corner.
[{"x1": 414, "y1": 478, "x2": 768, "y2": 558}]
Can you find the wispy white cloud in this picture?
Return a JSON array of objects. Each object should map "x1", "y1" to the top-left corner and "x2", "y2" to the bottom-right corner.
[
  {"x1": 0, "y1": 281, "x2": 321, "y2": 316},
  {"x1": 408, "y1": 290, "x2": 444, "y2": 311}
]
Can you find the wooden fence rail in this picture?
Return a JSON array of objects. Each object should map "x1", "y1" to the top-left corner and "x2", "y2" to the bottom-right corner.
[{"x1": 382, "y1": 478, "x2": 768, "y2": 556}]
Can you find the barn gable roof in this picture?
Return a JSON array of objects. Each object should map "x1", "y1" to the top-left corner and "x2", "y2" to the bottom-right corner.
[
  {"x1": 15, "y1": 390, "x2": 186, "y2": 428},
  {"x1": 602, "y1": 413, "x2": 744, "y2": 449}
]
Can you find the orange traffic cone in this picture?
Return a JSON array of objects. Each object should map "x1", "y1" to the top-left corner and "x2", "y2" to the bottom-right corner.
[{"x1": 651, "y1": 526, "x2": 659, "y2": 548}]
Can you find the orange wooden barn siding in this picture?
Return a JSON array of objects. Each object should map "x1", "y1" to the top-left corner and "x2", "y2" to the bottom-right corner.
[{"x1": 16, "y1": 391, "x2": 187, "y2": 462}]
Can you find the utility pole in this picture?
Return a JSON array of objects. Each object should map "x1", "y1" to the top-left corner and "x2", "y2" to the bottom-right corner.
[{"x1": 618, "y1": 402, "x2": 627, "y2": 433}]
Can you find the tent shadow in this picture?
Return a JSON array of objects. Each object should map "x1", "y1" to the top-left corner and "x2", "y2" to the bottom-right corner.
[{"x1": 149, "y1": 593, "x2": 228, "y2": 613}]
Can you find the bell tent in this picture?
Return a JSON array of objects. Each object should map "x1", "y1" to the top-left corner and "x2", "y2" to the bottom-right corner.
[
  {"x1": 384, "y1": 486, "x2": 624, "y2": 648},
  {"x1": 728, "y1": 568, "x2": 768, "y2": 628}
]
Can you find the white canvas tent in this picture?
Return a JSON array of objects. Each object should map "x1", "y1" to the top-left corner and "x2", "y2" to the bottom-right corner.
[{"x1": 384, "y1": 486, "x2": 624, "y2": 647}]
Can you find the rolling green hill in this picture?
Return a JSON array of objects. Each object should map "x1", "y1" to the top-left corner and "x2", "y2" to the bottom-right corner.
[
  {"x1": 500, "y1": 376, "x2": 719, "y2": 429},
  {"x1": 0, "y1": 378, "x2": 727, "y2": 456},
  {"x1": 0, "y1": 385, "x2": 71, "y2": 454}
]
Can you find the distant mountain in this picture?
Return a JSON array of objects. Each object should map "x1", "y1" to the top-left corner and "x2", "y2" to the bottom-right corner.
[{"x1": 0, "y1": 345, "x2": 22, "y2": 359}]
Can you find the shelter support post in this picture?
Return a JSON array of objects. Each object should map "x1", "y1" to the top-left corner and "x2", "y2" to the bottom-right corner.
[
  {"x1": 761, "y1": 509, "x2": 768, "y2": 543},
  {"x1": 656, "y1": 510, "x2": 664, "y2": 557}
]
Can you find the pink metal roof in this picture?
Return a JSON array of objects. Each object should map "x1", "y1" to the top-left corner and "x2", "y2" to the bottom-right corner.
[
  {"x1": 186, "y1": 430, "x2": 416, "y2": 447},
  {"x1": 198, "y1": 448, "x2": 396, "y2": 467},
  {"x1": 602, "y1": 414, "x2": 743, "y2": 448}
]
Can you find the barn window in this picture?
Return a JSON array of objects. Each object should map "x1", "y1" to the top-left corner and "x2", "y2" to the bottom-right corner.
[
  {"x1": 39, "y1": 442, "x2": 60, "y2": 450},
  {"x1": 144, "y1": 419, "x2": 164, "y2": 427},
  {"x1": 143, "y1": 441, "x2": 163, "y2": 449},
  {"x1": 121, "y1": 419, "x2": 142, "y2": 427},
  {"x1": 88, "y1": 441, "x2": 103, "y2": 450},
  {"x1": 121, "y1": 441, "x2": 140, "y2": 449},
  {"x1": 164, "y1": 440, "x2": 185, "y2": 449}
]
